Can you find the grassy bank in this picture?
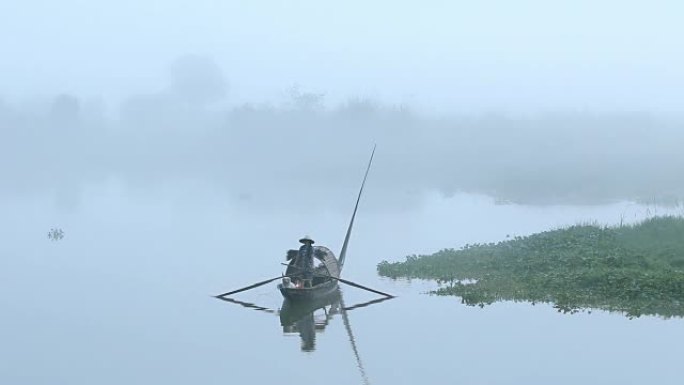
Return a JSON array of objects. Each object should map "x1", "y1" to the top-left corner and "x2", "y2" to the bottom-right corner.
[{"x1": 378, "y1": 216, "x2": 684, "y2": 318}]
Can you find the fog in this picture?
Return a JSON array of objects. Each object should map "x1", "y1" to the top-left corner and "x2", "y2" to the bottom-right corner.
[
  {"x1": 2, "y1": 1, "x2": 684, "y2": 112},
  {"x1": 3, "y1": 1, "x2": 684, "y2": 210},
  {"x1": 2, "y1": 1, "x2": 683, "y2": 209},
  {"x1": 2, "y1": 78, "x2": 684, "y2": 210}
]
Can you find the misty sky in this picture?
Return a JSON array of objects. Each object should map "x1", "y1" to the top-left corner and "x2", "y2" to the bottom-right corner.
[{"x1": 2, "y1": 0, "x2": 683, "y2": 114}]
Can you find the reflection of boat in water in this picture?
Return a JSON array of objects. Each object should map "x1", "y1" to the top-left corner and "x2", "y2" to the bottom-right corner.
[
  {"x1": 217, "y1": 287, "x2": 392, "y2": 384},
  {"x1": 280, "y1": 286, "x2": 341, "y2": 328},
  {"x1": 217, "y1": 287, "x2": 391, "y2": 352},
  {"x1": 280, "y1": 288, "x2": 342, "y2": 351}
]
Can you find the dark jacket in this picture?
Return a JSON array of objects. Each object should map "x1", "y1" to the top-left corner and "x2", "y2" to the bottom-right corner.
[{"x1": 297, "y1": 244, "x2": 315, "y2": 278}]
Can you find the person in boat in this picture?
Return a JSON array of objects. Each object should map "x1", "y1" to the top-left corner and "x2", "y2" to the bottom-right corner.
[{"x1": 297, "y1": 235, "x2": 315, "y2": 288}]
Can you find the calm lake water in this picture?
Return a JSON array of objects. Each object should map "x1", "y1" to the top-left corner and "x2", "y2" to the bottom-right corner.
[{"x1": 2, "y1": 182, "x2": 683, "y2": 385}]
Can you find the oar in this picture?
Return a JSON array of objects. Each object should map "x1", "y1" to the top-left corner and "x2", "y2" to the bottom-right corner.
[
  {"x1": 215, "y1": 275, "x2": 288, "y2": 298},
  {"x1": 270, "y1": 266, "x2": 394, "y2": 298},
  {"x1": 313, "y1": 273, "x2": 394, "y2": 298}
]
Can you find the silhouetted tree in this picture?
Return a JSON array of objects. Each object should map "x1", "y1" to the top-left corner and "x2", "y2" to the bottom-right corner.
[
  {"x1": 286, "y1": 85, "x2": 324, "y2": 112},
  {"x1": 169, "y1": 54, "x2": 227, "y2": 106},
  {"x1": 336, "y1": 97, "x2": 378, "y2": 120},
  {"x1": 50, "y1": 94, "x2": 80, "y2": 127}
]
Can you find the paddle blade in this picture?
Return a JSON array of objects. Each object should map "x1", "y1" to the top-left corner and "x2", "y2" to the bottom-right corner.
[{"x1": 215, "y1": 275, "x2": 284, "y2": 298}]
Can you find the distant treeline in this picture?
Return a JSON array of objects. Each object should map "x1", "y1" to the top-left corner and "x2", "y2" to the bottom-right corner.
[
  {"x1": 2, "y1": 88, "x2": 684, "y2": 209},
  {"x1": 378, "y1": 216, "x2": 684, "y2": 318}
]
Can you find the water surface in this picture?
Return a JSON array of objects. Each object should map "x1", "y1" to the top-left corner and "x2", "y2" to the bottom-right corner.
[{"x1": 2, "y1": 184, "x2": 683, "y2": 384}]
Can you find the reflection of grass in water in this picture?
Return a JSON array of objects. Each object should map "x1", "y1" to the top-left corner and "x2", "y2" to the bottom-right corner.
[{"x1": 377, "y1": 216, "x2": 684, "y2": 318}]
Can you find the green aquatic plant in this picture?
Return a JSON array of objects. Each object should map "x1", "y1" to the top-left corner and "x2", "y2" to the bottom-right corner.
[
  {"x1": 47, "y1": 228, "x2": 64, "y2": 241},
  {"x1": 377, "y1": 216, "x2": 684, "y2": 318}
]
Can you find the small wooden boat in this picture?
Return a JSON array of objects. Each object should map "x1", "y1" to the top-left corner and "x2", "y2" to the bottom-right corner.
[
  {"x1": 215, "y1": 145, "x2": 392, "y2": 303},
  {"x1": 278, "y1": 245, "x2": 341, "y2": 301},
  {"x1": 276, "y1": 147, "x2": 375, "y2": 302}
]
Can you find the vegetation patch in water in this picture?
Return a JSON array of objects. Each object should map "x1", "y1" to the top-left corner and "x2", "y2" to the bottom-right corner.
[{"x1": 377, "y1": 216, "x2": 684, "y2": 318}]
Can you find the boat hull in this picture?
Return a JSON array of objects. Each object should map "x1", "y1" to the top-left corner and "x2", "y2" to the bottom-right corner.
[{"x1": 278, "y1": 279, "x2": 338, "y2": 302}]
